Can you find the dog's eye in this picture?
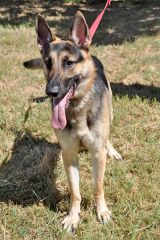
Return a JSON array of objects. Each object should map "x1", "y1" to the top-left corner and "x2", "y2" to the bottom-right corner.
[
  {"x1": 66, "y1": 60, "x2": 74, "y2": 66},
  {"x1": 63, "y1": 58, "x2": 74, "y2": 68},
  {"x1": 45, "y1": 58, "x2": 52, "y2": 70}
]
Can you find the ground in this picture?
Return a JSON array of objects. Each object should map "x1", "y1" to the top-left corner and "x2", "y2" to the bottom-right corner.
[{"x1": 0, "y1": 1, "x2": 160, "y2": 239}]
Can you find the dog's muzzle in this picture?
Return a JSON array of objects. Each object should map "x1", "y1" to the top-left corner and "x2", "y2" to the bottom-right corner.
[{"x1": 46, "y1": 83, "x2": 60, "y2": 97}]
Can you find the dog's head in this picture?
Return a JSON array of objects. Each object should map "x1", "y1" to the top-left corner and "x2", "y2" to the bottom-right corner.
[{"x1": 36, "y1": 11, "x2": 95, "y2": 129}]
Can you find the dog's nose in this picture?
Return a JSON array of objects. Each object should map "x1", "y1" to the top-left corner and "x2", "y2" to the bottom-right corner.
[{"x1": 46, "y1": 85, "x2": 59, "y2": 97}]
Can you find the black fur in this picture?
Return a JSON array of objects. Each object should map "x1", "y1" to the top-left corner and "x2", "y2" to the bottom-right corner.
[{"x1": 92, "y1": 56, "x2": 109, "y2": 90}]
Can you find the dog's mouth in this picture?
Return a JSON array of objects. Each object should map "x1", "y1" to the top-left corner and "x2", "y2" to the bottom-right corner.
[{"x1": 51, "y1": 82, "x2": 77, "y2": 129}]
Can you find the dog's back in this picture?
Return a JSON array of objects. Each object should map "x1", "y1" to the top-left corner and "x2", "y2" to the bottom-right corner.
[{"x1": 92, "y1": 55, "x2": 113, "y2": 124}]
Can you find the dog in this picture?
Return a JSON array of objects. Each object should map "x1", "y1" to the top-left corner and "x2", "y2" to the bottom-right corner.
[{"x1": 23, "y1": 11, "x2": 122, "y2": 232}]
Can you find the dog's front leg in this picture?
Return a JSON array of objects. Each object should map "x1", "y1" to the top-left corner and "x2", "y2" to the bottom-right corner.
[
  {"x1": 62, "y1": 150, "x2": 81, "y2": 232},
  {"x1": 91, "y1": 148, "x2": 111, "y2": 223}
]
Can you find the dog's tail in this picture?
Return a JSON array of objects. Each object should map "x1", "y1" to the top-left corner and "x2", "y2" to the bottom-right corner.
[{"x1": 23, "y1": 58, "x2": 43, "y2": 69}]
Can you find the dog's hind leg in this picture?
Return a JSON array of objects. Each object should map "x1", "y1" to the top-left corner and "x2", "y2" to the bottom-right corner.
[
  {"x1": 106, "y1": 140, "x2": 122, "y2": 160},
  {"x1": 61, "y1": 147, "x2": 81, "y2": 232}
]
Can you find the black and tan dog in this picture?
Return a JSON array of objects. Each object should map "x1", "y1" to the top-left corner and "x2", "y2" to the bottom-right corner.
[{"x1": 24, "y1": 11, "x2": 122, "y2": 232}]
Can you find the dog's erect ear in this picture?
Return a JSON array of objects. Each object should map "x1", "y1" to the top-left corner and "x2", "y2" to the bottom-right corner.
[
  {"x1": 36, "y1": 14, "x2": 55, "y2": 50},
  {"x1": 70, "y1": 11, "x2": 91, "y2": 49}
]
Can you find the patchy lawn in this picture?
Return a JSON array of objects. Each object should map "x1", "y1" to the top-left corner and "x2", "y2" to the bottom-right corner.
[{"x1": 0, "y1": 1, "x2": 160, "y2": 239}]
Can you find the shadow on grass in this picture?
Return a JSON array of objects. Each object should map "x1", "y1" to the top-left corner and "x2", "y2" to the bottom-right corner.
[
  {"x1": 0, "y1": 0, "x2": 159, "y2": 45},
  {"x1": 111, "y1": 82, "x2": 160, "y2": 102},
  {"x1": 0, "y1": 131, "x2": 62, "y2": 210}
]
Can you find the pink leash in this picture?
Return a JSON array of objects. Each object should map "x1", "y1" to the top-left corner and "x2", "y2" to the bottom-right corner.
[{"x1": 89, "y1": 0, "x2": 112, "y2": 40}]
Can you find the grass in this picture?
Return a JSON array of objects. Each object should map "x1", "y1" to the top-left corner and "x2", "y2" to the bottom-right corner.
[{"x1": 0, "y1": 1, "x2": 160, "y2": 239}]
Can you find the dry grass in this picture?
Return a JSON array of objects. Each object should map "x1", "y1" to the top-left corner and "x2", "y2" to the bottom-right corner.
[{"x1": 0, "y1": 1, "x2": 160, "y2": 239}]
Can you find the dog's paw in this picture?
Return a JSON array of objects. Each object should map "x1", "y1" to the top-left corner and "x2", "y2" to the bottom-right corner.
[
  {"x1": 106, "y1": 142, "x2": 122, "y2": 160},
  {"x1": 62, "y1": 212, "x2": 80, "y2": 233},
  {"x1": 96, "y1": 201, "x2": 111, "y2": 224},
  {"x1": 108, "y1": 148, "x2": 122, "y2": 160},
  {"x1": 97, "y1": 208, "x2": 111, "y2": 224}
]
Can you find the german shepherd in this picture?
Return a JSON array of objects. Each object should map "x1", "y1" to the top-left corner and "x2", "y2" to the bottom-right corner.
[{"x1": 23, "y1": 11, "x2": 122, "y2": 232}]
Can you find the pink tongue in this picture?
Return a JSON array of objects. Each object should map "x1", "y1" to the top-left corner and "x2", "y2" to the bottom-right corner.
[{"x1": 51, "y1": 89, "x2": 73, "y2": 129}]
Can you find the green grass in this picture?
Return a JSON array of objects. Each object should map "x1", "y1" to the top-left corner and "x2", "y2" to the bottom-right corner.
[{"x1": 0, "y1": 1, "x2": 160, "y2": 239}]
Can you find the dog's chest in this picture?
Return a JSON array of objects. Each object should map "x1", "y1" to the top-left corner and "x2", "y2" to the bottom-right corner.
[
  {"x1": 66, "y1": 108, "x2": 86, "y2": 130},
  {"x1": 66, "y1": 109, "x2": 97, "y2": 147},
  {"x1": 65, "y1": 110, "x2": 94, "y2": 149},
  {"x1": 66, "y1": 100, "x2": 92, "y2": 125}
]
